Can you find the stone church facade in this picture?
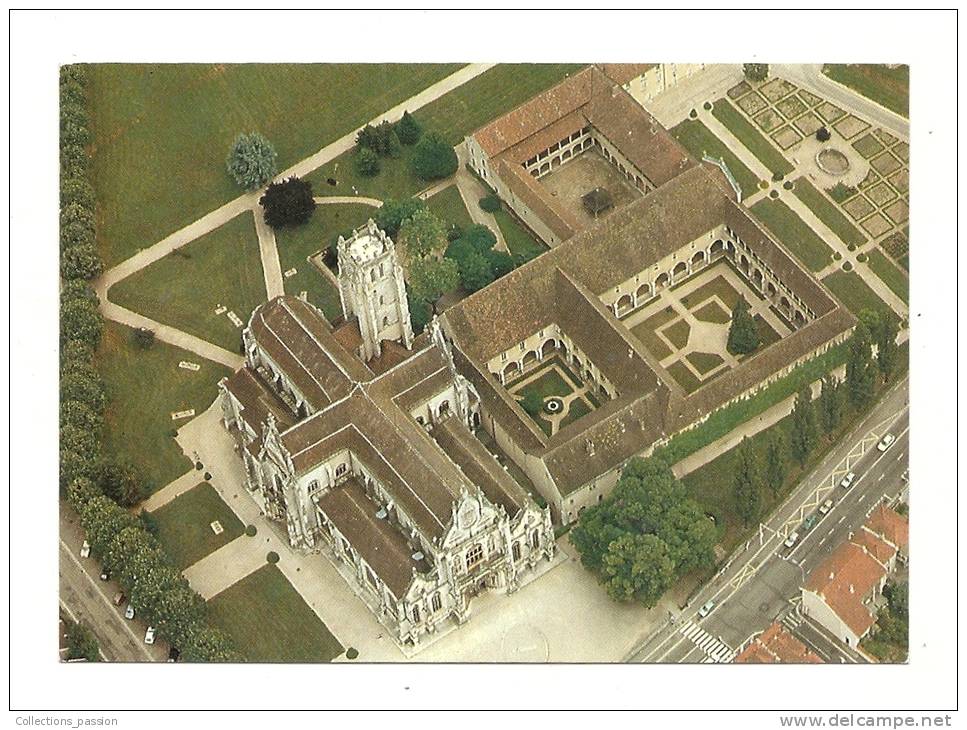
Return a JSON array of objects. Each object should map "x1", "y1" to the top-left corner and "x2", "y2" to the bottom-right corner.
[{"x1": 219, "y1": 221, "x2": 555, "y2": 648}]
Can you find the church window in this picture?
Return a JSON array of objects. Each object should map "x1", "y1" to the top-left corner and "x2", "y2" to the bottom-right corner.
[
  {"x1": 466, "y1": 543, "x2": 484, "y2": 570},
  {"x1": 412, "y1": 605, "x2": 421, "y2": 623},
  {"x1": 530, "y1": 531, "x2": 540, "y2": 550},
  {"x1": 308, "y1": 480, "x2": 321, "y2": 495},
  {"x1": 431, "y1": 593, "x2": 442, "y2": 612},
  {"x1": 512, "y1": 542, "x2": 521, "y2": 562},
  {"x1": 335, "y1": 463, "x2": 348, "y2": 478}
]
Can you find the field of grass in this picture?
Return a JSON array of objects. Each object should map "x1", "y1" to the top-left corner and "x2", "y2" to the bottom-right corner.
[
  {"x1": 822, "y1": 270, "x2": 894, "y2": 319},
  {"x1": 866, "y1": 249, "x2": 909, "y2": 304},
  {"x1": 671, "y1": 119, "x2": 760, "y2": 199},
  {"x1": 149, "y1": 482, "x2": 244, "y2": 570},
  {"x1": 88, "y1": 63, "x2": 462, "y2": 267},
  {"x1": 275, "y1": 203, "x2": 375, "y2": 321},
  {"x1": 711, "y1": 99, "x2": 795, "y2": 176},
  {"x1": 493, "y1": 209, "x2": 547, "y2": 261},
  {"x1": 96, "y1": 322, "x2": 231, "y2": 494},
  {"x1": 425, "y1": 185, "x2": 475, "y2": 231},
  {"x1": 207, "y1": 564, "x2": 344, "y2": 662},
  {"x1": 823, "y1": 64, "x2": 909, "y2": 118},
  {"x1": 109, "y1": 213, "x2": 265, "y2": 352},
  {"x1": 792, "y1": 177, "x2": 867, "y2": 247},
  {"x1": 750, "y1": 198, "x2": 836, "y2": 271}
]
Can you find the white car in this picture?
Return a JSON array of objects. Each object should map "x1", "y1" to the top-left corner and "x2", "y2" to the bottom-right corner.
[
  {"x1": 877, "y1": 433, "x2": 896, "y2": 452},
  {"x1": 819, "y1": 498, "x2": 834, "y2": 515},
  {"x1": 784, "y1": 531, "x2": 800, "y2": 549},
  {"x1": 698, "y1": 600, "x2": 715, "y2": 618},
  {"x1": 144, "y1": 626, "x2": 156, "y2": 645},
  {"x1": 840, "y1": 471, "x2": 856, "y2": 490},
  {"x1": 79, "y1": 541, "x2": 91, "y2": 558},
  {"x1": 124, "y1": 604, "x2": 135, "y2": 620}
]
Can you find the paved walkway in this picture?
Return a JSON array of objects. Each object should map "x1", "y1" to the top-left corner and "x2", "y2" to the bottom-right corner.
[
  {"x1": 142, "y1": 469, "x2": 201, "y2": 512},
  {"x1": 183, "y1": 534, "x2": 268, "y2": 600},
  {"x1": 454, "y1": 142, "x2": 508, "y2": 252},
  {"x1": 314, "y1": 195, "x2": 382, "y2": 208},
  {"x1": 252, "y1": 209, "x2": 284, "y2": 299},
  {"x1": 644, "y1": 64, "x2": 745, "y2": 128}
]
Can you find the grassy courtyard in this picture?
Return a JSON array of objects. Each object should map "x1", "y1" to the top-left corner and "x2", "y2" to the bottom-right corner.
[
  {"x1": 750, "y1": 198, "x2": 836, "y2": 272},
  {"x1": 711, "y1": 99, "x2": 795, "y2": 177},
  {"x1": 792, "y1": 177, "x2": 866, "y2": 248},
  {"x1": 88, "y1": 63, "x2": 463, "y2": 266},
  {"x1": 207, "y1": 564, "x2": 344, "y2": 663},
  {"x1": 97, "y1": 322, "x2": 231, "y2": 495},
  {"x1": 426, "y1": 185, "x2": 475, "y2": 231},
  {"x1": 821, "y1": 270, "x2": 894, "y2": 320},
  {"x1": 149, "y1": 482, "x2": 244, "y2": 570},
  {"x1": 671, "y1": 119, "x2": 760, "y2": 200},
  {"x1": 823, "y1": 64, "x2": 909, "y2": 118},
  {"x1": 493, "y1": 208, "x2": 547, "y2": 261},
  {"x1": 109, "y1": 212, "x2": 266, "y2": 352},
  {"x1": 866, "y1": 249, "x2": 909, "y2": 304},
  {"x1": 275, "y1": 203, "x2": 376, "y2": 321}
]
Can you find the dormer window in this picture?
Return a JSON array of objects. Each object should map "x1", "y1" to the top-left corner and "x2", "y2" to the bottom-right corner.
[{"x1": 335, "y1": 463, "x2": 347, "y2": 478}]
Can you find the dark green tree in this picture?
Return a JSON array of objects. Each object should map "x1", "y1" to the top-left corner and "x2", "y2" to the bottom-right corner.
[
  {"x1": 60, "y1": 370, "x2": 105, "y2": 414},
  {"x1": 375, "y1": 198, "x2": 426, "y2": 237},
  {"x1": 226, "y1": 132, "x2": 278, "y2": 190},
  {"x1": 396, "y1": 111, "x2": 423, "y2": 145},
  {"x1": 77, "y1": 495, "x2": 140, "y2": 558},
  {"x1": 727, "y1": 298, "x2": 759, "y2": 355},
  {"x1": 875, "y1": 315, "x2": 900, "y2": 382},
  {"x1": 259, "y1": 177, "x2": 315, "y2": 229},
  {"x1": 408, "y1": 257, "x2": 459, "y2": 314},
  {"x1": 94, "y1": 458, "x2": 146, "y2": 507},
  {"x1": 789, "y1": 385, "x2": 818, "y2": 467},
  {"x1": 487, "y1": 250, "x2": 516, "y2": 279},
  {"x1": 60, "y1": 296, "x2": 102, "y2": 348},
  {"x1": 398, "y1": 209, "x2": 447, "y2": 260},
  {"x1": 732, "y1": 437, "x2": 763, "y2": 525},
  {"x1": 846, "y1": 320, "x2": 876, "y2": 410},
  {"x1": 570, "y1": 502, "x2": 623, "y2": 572},
  {"x1": 411, "y1": 132, "x2": 458, "y2": 180},
  {"x1": 60, "y1": 175, "x2": 95, "y2": 210},
  {"x1": 65, "y1": 621, "x2": 100, "y2": 662},
  {"x1": 818, "y1": 375, "x2": 844, "y2": 434},
  {"x1": 764, "y1": 431, "x2": 787, "y2": 497},
  {"x1": 61, "y1": 242, "x2": 103, "y2": 280},
  {"x1": 743, "y1": 63, "x2": 769, "y2": 82},
  {"x1": 407, "y1": 294, "x2": 432, "y2": 334},
  {"x1": 354, "y1": 147, "x2": 380, "y2": 177},
  {"x1": 602, "y1": 533, "x2": 675, "y2": 607}
]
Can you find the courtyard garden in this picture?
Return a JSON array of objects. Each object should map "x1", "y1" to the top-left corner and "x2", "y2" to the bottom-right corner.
[
  {"x1": 425, "y1": 185, "x2": 474, "y2": 231},
  {"x1": 207, "y1": 564, "x2": 344, "y2": 663},
  {"x1": 821, "y1": 270, "x2": 895, "y2": 321},
  {"x1": 791, "y1": 177, "x2": 866, "y2": 247},
  {"x1": 96, "y1": 322, "x2": 231, "y2": 495},
  {"x1": 711, "y1": 98, "x2": 795, "y2": 177},
  {"x1": 109, "y1": 212, "x2": 266, "y2": 352},
  {"x1": 148, "y1": 482, "x2": 245, "y2": 570},
  {"x1": 508, "y1": 357, "x2": 600, "y2": 437}
]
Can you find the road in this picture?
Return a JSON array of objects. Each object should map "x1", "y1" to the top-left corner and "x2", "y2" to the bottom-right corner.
[
  {"x1": 59, "y1": 504, "x2": 166, "y2": 662},
  {"x1": 630, "y1": 374, "x2": 909, "y2": 663}
]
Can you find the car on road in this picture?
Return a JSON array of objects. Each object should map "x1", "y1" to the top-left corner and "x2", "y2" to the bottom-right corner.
[
  {"x1": 840, "y1": 471, "x2": 856, "y2": 490},
  {"x1": 144, "y1": 626, "x2": 156, "y2": 645},
  {"x1": 819, "y1": 498, "x2": 834, "y2": 515},
  {"x1": 168, "y1": 647, "x2": 180, "y2": 663},
  {"x1": 801, "y1": 515, "x2": 818, "y2": 533},
  {"x1": 112, "y1": 591, "x2": 126, "y2": 607},
  {"x1": 783, "y1": 531, "x2": 800, "y2": 549},
  {"x1": 124, "y1": 604, "x2": 135, "y2": 620},
  {"x1": 698, "y1": 600, "x2": 715, "y2": 618},
  {"x1": 80, "y1": 541, "x2": 91, "y2": 558},
  {"x1": 99, "y1": 569, "x2": 110, "y2": 582},
  {"x1": 877, "y1": 433, "x2": 896, "y2": 452}
]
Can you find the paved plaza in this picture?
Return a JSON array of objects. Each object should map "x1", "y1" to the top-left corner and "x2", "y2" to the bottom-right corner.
[{"x1": 539, "y1": 149, "x2": 643, "y2": 225}]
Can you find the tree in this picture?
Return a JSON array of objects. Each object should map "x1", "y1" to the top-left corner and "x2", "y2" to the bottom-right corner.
[
  {"x1": 226, "y1": 132, "x2": 278, "y2": 190},
  {"x1": 65, "y1": 621, "x2": 100, "y2": 662},
  {"x1": 656, "y1": 499, "x2": 716, "y2": 575},
  {"x1": 60, "y1": 370, "x2": 105, "y2": 414},
  {"x1": 60, "y1": 101, "x2": 91, "y2": 147},
  {"x1": 61, "y1": 278, "x2": 97, "y2": 304},
  {"x1": 398, "y1": 209, "x2": 448, "y2": 261},
  {"x1": 819, "y1": 375, "x2": 844, "y2": 434},
  {"x1": 181, "y1": 626, "x2": 242, "y2": 662},
  {"x1": 407, "y1": 294, "x2": 432, "y2": 335},
  {"x1": 60, "y1": 201, "x2": 96, "y2": 236},
  {"x1": 132, "y1": 327, "x2": 156, "y2": 350},
  {"x1": 94, "y1": 457, "x2": 146, "y2": 507},
  {"x1": 487, "y1": 250, "x2": 515, "y2": 279},
  {"x1": 396, "y1": 111, "x2": 422, "y2": 145},
  {"x1": 732, "y1": 437, "x2": 763, "y2": 526},
  {"x1": 411, "y1": 132, "x2": 458, "y2": 181},
  {"x1": 408, "y1": 257, "x2": 459, "y2": 313},
  {"x1": 259, "y1": 177, "x2": 315, "y2": 229},
  {"x1": 60, "y1": 448, "x2": 99, "y2": 491},
  {"x1": 60, "y1": 175, "x2": 95, "y2": 210},
  {"x1": 354, "y1": 147, "x2": 380, "y2": 177},
  {"x1": 61, "y1": 220, "x2": 95, "y2": 252},
  {"x1": 460, "y1": 224, "x2": 498, "y2": 254},
  {"x1": 479, "y1": 194, "x2": 501, "y2": 213},
  {"x1": 356, "y1": 121, "x2": 400, "y2": 156},
  {"x1": 789, "y1": 385, "x2": 818, "y2": 467},
  {"x1": 743, "y1": 63, "x2": 769, "y2": 82},
  {"x1": 570, "y1": 502, "x2": 624, "y2": 572},
  {"x1": 846, "y1": 320, "x2": 876, "y2": 410},
  {"x1": 375, "y1": 198, "x2": 426, "y2": 237},
  {"x1": 520, "y1": 390, "x2": 544, "y2": 417},
  {"x1": 727, "y1": 298, "x2": 759, "y2": 355},
  {"x1": 816, "y1": 127, "x2": 831, "y2": 142},
  {"x1": 874, "y1": 315, "x2": 899, "y2": 382},
  {"x1": 60, "y1": 296, "x2": 102, "y2": 348},
  {"x1": 61, "y1": 242, "x2": 103, "y2": 280},
  {"x1": 763, "y1": 431, "x2": 787, "y2": 497},
  {"x1": 602, "y1": 533, "x2": 675, "y2": 607},
  {"x1": 66, "y1": 477, "x2": 101, "y2": 510},
  {"x1": 457, "y1": 249, "x2": 495, "y2": 292},
  {"x1": 61, "y1": 338, "x2": 95, "y2": 371},
  {"x1": 77, "y1": 495, "x2": 140, "y2": 558}
]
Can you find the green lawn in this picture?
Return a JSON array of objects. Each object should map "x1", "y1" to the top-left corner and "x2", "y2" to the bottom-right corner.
[
  {"x1": 866, "y1": 249, "x2": 909, "y2": 304},
  {"x1": 149, "y1": 482, "x2": 244, "y2": 570},
  {"x1": 671, "y1": 119, "x2": 760, "y2": 199},
  {"x1": 207, "y1": 564, "x2": 344, "y2": 662},
  {"x1": 750, "y1": 198, "x2": 836, "y2": 271},
  {"x1": 275, "y1": 204, "x2": 376, "y2": 321},
  {"x1": 693, "y1": 301, "x2": 731, "y2": 324},
  {"x1": 560, "y1": 396, "x2": 593, "y2": 429},
  {"x1": 493, "y1": 209, "x2": 547, "y2": 260},
  {"x1": 664, "y1": 319, "x2": 691, "y2": 350},
  {"x1": 516, "y1": 366, "x2": 576, "y2": 401},
  {"x1": 687, "y1": 351, "x2": 725, "y2": 375},
  {"x1": 109, "y1": 213, "x2": 265, "y2": 352},
  {"x1": 792, "y1": 177, "x2": 866, "y2": 247},
  {"x1": 307, "y1": 145, "x2": 426, "y2": 202},
  {"x1": 822, "y1": 270, "x2": 894, "y2": 319},
  {"x1": 823, "y1": 64, "x2": 909, "y2": 118},
  {"x1": 426, "y1": 184, "x2": 475, "y2": 230},
  {"x1": 88, "y1": 63, "x2": 463, "y2": 267},
  {"x1": 668, "y1": 360, "x2": 703, "y2": 393},
  {"x1": 711, "y1": 99, "x2": 795, "y2": 176},
  {"x1": 682, "y1": 274, "x2": 744, "y2": 310},
  {"x1": 97, "y1": 322, "x2": 231, "y2": 495}
]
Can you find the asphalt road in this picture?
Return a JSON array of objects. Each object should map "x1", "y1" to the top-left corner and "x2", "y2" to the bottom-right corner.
[
  {"x1": 630, "y1": 375, "x2": 909, "y2": 663},
  {"x1": 59, "y1": 504, "x2": 166, "y2": 662}
]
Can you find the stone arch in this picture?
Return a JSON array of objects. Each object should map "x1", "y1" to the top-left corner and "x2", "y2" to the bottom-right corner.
[
  {"x1": 502, "y1": 361, "x2": 520, "y2": 381},
  {"x1": 635, "y1": 282, "x2": 651, "y2": 301},
  {"x1": 655, "y1": 272, "x2": 670, "y2": 290},
  {"x1": 691, "y1": 250, "x2": 706, "y2": 267},
  {"x1": 739, "y1": 254, "x2": 751, "y2": 273},
  {"x1": 710, "y1": 239, "x2": 725, "y2": 257},
  {"x1": 438, "y1": 400, "x2": 451, "y2": 419},
  {"x1": 779, "y1": 296, "x2": 792, "y2": 318},
  {"x1": 766, "y1": 281, "x2": 778, "y2": 299},
  {"x1": 522, "y1": 350, "x2": 539, "y2": 369},
  {"x1": 672, "y1": 261, "x2": 688, "y2": 278},
  {"x1": 615, "y1": 293, "x2": 634, "y2": 316},
  {"x1": 752, "y1": 268, "x2": 764, "y2": 287},
  {"x1": 794, "y1": 310, "x2": 807, "y2": 327},
  {"x1": 541, "y1": 339, "x2": 557, "y2": 358}
]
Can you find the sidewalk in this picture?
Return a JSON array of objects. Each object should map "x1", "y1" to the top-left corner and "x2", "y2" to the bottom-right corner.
[
  {"x1": 252, "y1": 208, "x2": 284, "y2": 299},
  {"x1": 142, "y1": 470, "x2": 201, "y2": 512},
  {"x1": 183, "y1": 534, "x2": 268, "y2": 600},
  {"x1": 453, "y1": 142, "x2": 508, "y2": 252}
]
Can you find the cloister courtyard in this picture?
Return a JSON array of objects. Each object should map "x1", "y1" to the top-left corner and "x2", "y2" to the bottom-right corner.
[
  {"x1": 538, "y1": 149, "x2": 644, "y2": 226},
  {"x1": 506, "y1": 355, "x2": 604, "y2": 436}
]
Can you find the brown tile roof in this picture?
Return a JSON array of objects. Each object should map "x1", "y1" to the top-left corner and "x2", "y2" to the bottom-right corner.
[
  {"x1": 735, "y1": 622, "x2": 823, "y2": 664},
  {"x1": 597, "y1": 63, "x2": 658, "y2": 86},
  {"x1": 222, "y1": 367, "x2": 297, "y2": 451},
  {"x1": 315, "y1": 476, "x2": 429, "y2": 598},
  {"x1": 864, "y1": 504, "x2": 909, "y2": 552},
  {"x1": 497, "y1": 160, "x2": 580, "y2": 241},
  {"x1": 805, "y1": 538, "x2": 890, "y2": 637}
]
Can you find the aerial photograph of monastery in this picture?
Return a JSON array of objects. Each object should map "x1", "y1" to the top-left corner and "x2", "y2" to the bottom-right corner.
[{"x1": 59, "y1": 60, "x2": 910, "y2": 665}]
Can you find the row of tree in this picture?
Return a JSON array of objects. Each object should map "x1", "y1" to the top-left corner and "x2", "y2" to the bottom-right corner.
[
  {"x1": 354, "y1": 112, "x2": 457, "y2": 182},
  {"x1": 570, "y1": 457, "x2": 717, "y2": 607},
  {"x1": 731, "y1": 308, "x2": 901, "y2": 525},
  {"x1": 59, "y1": 66, "x2": 242, "y2": 662}
]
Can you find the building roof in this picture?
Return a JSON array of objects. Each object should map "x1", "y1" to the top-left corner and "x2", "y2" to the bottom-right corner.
[
  {"x1": 864, "y1": 504, "x2": 909, "y2": 552},
  {"x1": 735, "y1": 622, "x2": 823, "y2": 664},
  {"x1": 597, "y1": 63, "x2": 658, "y2": 86}
]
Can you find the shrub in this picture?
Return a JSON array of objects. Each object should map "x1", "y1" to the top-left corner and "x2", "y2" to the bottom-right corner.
[
  {"x1": 61, "y1": 143, "x2": 89, "y2": 176},
  {"x1": 267, "y1": 551, "x2": 280, "y2": 564},
  {"x1": 346, "y1": 647, "x2": 359, "y2": 660},
  {"x1": 397, "y1": 111, "x2": 422, "y2": 145},
  {"x1": 847, "y1": 242, "x2": 857, "y2": 252},
  {"x1": 703, "y1": 101, "x2": 712, "y2": 111},
  {"x1": 833, "y1": 251, "x2": 843, "y2": 261},
  {"x1": 479, "y1": 194, "x2": 501, "y2": 213},
  {"x1": 61, "y1": 279, "x2": 97, "y2": 304},
  {"x1": 816, "y1": 127, "x2": 831, "y2": 142},
  {"x1": 60, "y1": 296, "x2": 103, "y2": 348},
  {"x1": 259, "y1": 177, "x2": 315, "y2": 229},
  {"x1": 61, "y1": 339, "x2": 95, "y2": 373},
  {"x1": 783, "y1": 180, "x2": 794, "y2": 190},
  {"x1": 354, "y1": 147, "x2": 380, "y2": 177},
  {"x1": 65, "y1": 621, "x2": 100, "y2": 662},
  {"x1": 226, "y1": 132, "x2": 278, "y2": 190},
  {"x1": 94, "y1": 458, "x2": 146, "y2": 507},
  {"x1": 411, "y1": 132, "x2": 458, "y2": 181},
  {"x1": 771, "y1": 171, "x2": 784, "y2": 183},
  {"x1": 60, "y1": 201, "x2": 96, "y2": 235},
  {"x1": 61, "y1": 242, "x2": 103, "y2": 280},
  {"x1": 60, "y1": 102, "x2": 91, "y2": 147},
  {"x1": 61, "y1": 220, "x2": 95, "y2": 252},
  {"x1": 60, "y1": 175, "x2": 95, "y2": 210},
  {"x1": 689, "y1": 109, "x2": 698, "y2": 119},
  {"x1": 743, "y1": 63, "x2": 769, "y2": 83},
  {"x1": 843, "y1": 261, "x2": 854, "y2": 272},
  {"x1": 60, "y1": 370, "x2": 105, "y2": 414},
  {"x1": 132, "y1": 327, "x2": 155, "y2": 349},
  {"x1": 857, "y1": 252, "x2": 869, "y2": 263},
  {"x1": 758, "y1": 179, "x2": 769, "y2": 190},
  {"x1": 769, "y1": 190, "x2": 779, "y2": 199},
  {"x1": 245, "y1": 525, "x2": 257, "y2": 537},
  {"x1": 61, "y1": 399, "x2": 102, "y2": 434}
]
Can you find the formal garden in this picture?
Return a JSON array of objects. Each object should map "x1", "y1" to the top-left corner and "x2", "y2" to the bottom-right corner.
[{"x1": 507, "y1": 356, "x2": 602, "y2": 437}]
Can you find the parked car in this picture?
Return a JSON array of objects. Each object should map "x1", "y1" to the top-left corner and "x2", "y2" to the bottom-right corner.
[
  {"x1": 802, "y1": 514, "x2": 818, "y2": 533},
  {"x1": 124, "y1": 604, "x2": 135, "y2": 620},
  {"x1": 877, "y1": 433, "x2": 896, "y2": 452},
  {"x1": 819, "y1": 498, "x2": 834, "y2": 515},
  {"x1": 79, "y1": 541, "x2": 91, "y2": 558},
  {"x1": 112, "y1": 592, "x2": 125, "y2": 607},
  {"x1": 144, "y1": 627, "x2": 156, "y2": 645},
  {"x1": 698, "y1": 600, "x2": 715, "y2": 618},
  {"x1": 840, "y1": 471, "x2": 856, "y2": 490},
  {"x1": 99, "y1": 570, "x2": 110, "y2": 582},
  {"x1": 168, "y1": 647, "x2": 180, "y2": 663},
  {"x1": 784, "y1": 531, "x2": 800, "y2": 549}
]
